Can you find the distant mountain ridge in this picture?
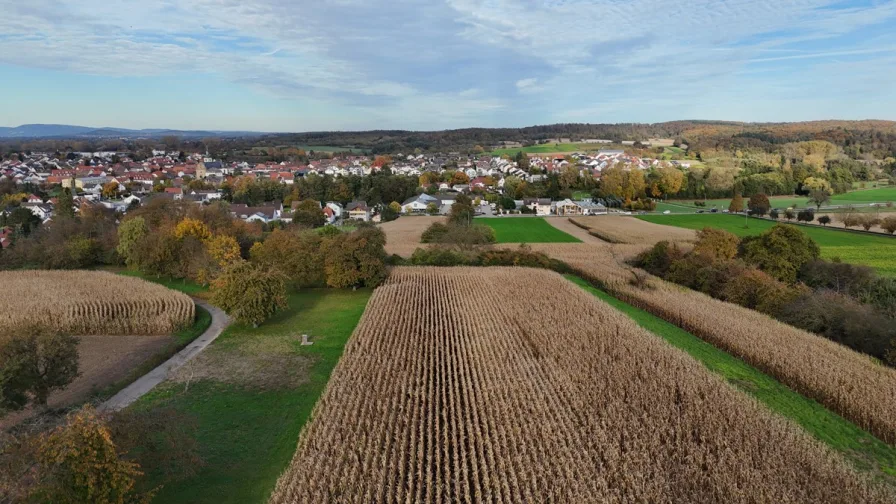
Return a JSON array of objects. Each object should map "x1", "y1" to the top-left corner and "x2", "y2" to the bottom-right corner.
[{"x1": 0, "y1": 124, "x2": 266, "y2": 139}]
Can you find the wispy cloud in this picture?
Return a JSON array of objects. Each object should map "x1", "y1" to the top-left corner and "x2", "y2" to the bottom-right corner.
[{"x1": 0, "y1": 0, "x2": 895, "y2": 130}]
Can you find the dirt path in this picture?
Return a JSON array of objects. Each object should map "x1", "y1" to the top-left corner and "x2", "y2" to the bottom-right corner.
[{"x1": 99, "y1": 299, "x2": 231, "y2": 412}]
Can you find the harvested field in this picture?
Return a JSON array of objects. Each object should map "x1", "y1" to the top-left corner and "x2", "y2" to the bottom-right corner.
[
  {"x1": 0, "y1": 335, "x2": 171, "y2": 429},
  {"x1": 379, "y1": 216, "x2": 444, "y2": 257},
  {"x1": 271, "y1": 267, "x2": 890, "y2": 503},
  {"x1": 570, "y1": 215, "x2": 697, "y2": 245},
  {"x1": 0, "y1": 270, "x2": 194, "y2": 335},
  {"x1": 544, "y1": 243, "x2": 896, "y2": 446},
  {"x1": 542, "y1": 217, "x2": 607, "y2": 243}
]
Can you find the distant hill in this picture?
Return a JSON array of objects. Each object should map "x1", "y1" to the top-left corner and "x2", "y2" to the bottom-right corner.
[{"x1": 0, "y1": 124, "x2": 266, "y2": 139}]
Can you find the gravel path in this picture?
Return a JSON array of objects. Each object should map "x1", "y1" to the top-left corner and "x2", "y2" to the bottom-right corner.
[{"x1": 99, "y1": 299, "x2": 231, "y2": 412}]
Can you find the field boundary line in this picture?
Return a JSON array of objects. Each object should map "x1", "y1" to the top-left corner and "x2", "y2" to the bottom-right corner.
[{"x1": 99, "y1": 299, "x2": 231, "y2": 412}]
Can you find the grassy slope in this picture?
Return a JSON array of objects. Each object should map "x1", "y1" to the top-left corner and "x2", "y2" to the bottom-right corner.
[
  {"x1": 638, "y1": 214, "x2": 896, "y2": 276},
  {"x1": 565, "y1": 275, "x2": 896, "y2": 481},
  {"x1": 479, "y1": 217, "x2": 582, "y2": 243},
  {"x1": 131, "y1": 288, "x2": 372, "y2": 504}
]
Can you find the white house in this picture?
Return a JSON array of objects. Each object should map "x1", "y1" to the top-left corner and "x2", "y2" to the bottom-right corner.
[
  {"x1": 401, "y1": 193, "x2": 439, "y2": 213},
  {"x1": 523, "y1": 198, "x2": 552, "y2": 216},
  {"x1": 325, "y1": 202, "x2": 344, "y2": 219}
]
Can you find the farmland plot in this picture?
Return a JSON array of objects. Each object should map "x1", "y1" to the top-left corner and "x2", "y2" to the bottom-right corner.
[
  {"x1": 0, "y1": 270, "x2": 194, "y2": 335},
  {"x1": 271, "y1": 267, "x2": 889, "y2": 503},
  {"x1": 544, "y1": 243, "x2": 896, "y2": 446},
  {"x1": 379, "y1": 216, "x2": 444, "y2": 257},
  {"x1": 570, "y1": 216, "x2": 697, "y2": 245}
]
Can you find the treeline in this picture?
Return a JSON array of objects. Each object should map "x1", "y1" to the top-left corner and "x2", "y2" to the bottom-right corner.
[
  {"x1": 8, "y1": 120, "x2": 894, "y2": 160},
  {"x1": 636, "y1": 225, "x2": 896, "y2": 364}
]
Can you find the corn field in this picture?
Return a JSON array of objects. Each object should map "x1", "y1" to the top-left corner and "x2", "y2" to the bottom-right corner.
[
  {"x1": 540, "y1": 243, "x2": 896, "y2": 446},
  {"x1": 271, "y1": 266, "x2": 890, "y2": 503},
  {"x1": 0, "y1": 270, "x2": 195, "y2": 335},
  {"x1": 569, "y1": 216, "x2": 696, "y2": 245}
]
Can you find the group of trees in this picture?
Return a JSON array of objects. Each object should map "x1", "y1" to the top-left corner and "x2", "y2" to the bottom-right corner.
[
  {"x1": 637, "y1": 225, "x2": 896, "y2": 363},
  {"x1": 420, "y1": 194, "x2": 495, "y2": 250}
]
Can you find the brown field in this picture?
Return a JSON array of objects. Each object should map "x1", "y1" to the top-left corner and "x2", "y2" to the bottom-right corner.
[
  {"x1": 542, "y1": 243, "x2": 896, "y2": 446},
  {"x1": 542, "y1": 217, "x2": 606, "y2": 243},
  {"x1": 0, "y1": 335, "x2": 171, "y2": 429},
  {"x1": 270, "y1": 267, "x2": 889, "y2": 503},
  {"x1": 379, "y1": 216, "x2": 444, "y2": 256},
  {"x1": 570, "y1": 216, "x2": 697, "y2": 245},
  {"x1": 0, "y1": 270, "x2": 194, "y2": 335}
]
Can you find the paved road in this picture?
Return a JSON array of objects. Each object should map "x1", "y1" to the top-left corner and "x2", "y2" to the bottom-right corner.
[{"x1": 99, "y1": 299, "x2": 231, "y2": 412}]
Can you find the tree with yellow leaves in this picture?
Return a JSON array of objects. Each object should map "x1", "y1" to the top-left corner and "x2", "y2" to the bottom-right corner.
[
  {"x1": 173, "y1": 218, "x2": 211, "y2": 241},
  {"x1": 33, "y1": 406, "x2": 153, "y2": 504},
  {"x1": 205, "y1": 234, "x2": 241, "y2": 269}
]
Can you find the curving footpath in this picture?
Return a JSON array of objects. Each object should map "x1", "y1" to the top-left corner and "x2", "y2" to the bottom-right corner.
[{"x1": 99, "y1": 299, "x2": 231, "y2": 412}]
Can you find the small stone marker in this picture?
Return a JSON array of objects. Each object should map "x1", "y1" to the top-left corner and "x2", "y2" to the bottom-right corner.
[{"x1": 301, "y1": 334, "x2": 313, "y2": 346}]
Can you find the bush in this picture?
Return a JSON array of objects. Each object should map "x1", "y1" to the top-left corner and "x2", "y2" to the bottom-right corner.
[
  {"x1": 409, "y1": 247, "x2": 476, "y2": 266},
  {"x1": 817, "y1": 215, "x2": 831, "y2": 226},
  {"x1": 740, "y1": 224, "x2": 820, "y2": 283},
  {"x1": 860, "y1": 214, "x2": 881, "y2": 231},
  {"x1": 783, "y1": 209, "x2": 795, "y2": 221},
  {"x1": 634, "y1": 241, "x2": 684, "y2": 277},
  {"x1": 769, "y1": 209, "x2": 779, "y2": 220},
  {"x1": 779, "y1": 291, "x2": 895, "y2": 359},
  {"x1": 881, "y1": 216, "x2": 896, "y2": 234},
  {"x1": 722, "y1": 268, "x2": 798, "y2": 316},
  {"x1": 420, "y1": 222, "x2": 495, "y2": 248},
  {"x1": 692, "y1": 259, "x2": 749, "y2": 296},
  {"x1": 665, "y1": 254, "x2": 706, "y2": 290},
  {"x1": 479, "y1": 246, "x2": 553, "y2": 268},
  {"x1": 420, "y1": 222, "x2": 449, "y2": 243},
  {"x1": 799, "y1": 259, "x2": 876, "y2": 296},
  {"x1": 796, "y1": 209, "x2": 814, "y2": 223},
  {"x1": 692, "y1": 227, "x2": 740, "y2": 262}
]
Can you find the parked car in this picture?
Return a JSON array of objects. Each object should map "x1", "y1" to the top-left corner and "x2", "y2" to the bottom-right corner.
[
  {"x1": 696, "y1": 210, "x2": 705, "y2": 213},
  {"x1": 662, "y1": 210, "x2": 671, "y2": 214},
  {"x1": 710, "y1": 208, "x2": 718, "y2": 213}
]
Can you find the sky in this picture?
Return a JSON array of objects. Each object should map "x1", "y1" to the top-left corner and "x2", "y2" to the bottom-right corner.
[{"x1": 1, "y1": 0, "x2": 895, "y2": 132}]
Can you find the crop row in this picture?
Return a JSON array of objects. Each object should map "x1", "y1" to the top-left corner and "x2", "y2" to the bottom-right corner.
[
  {"x1": 0, "y1": 270, "x2": 195, "y2": 335},
  {"x1": 270, "y1": 266, "x2": 889, "y2": 503},
  {"x1": 538, "y1": 242, "x2": 896, "y2": 446}
]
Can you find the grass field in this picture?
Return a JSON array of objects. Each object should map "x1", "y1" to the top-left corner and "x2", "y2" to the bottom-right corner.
[
  {"x1": 566, "y1": 275, "x2": 896, "y2": 483},
  {"x1": 489, "y1": 142, "x2": 611, "y2": 157},
  {"x1": 669, "y1": 187, "x2": 896, "y2": 211},
  {"x1": 130, "y1": 288, "x2": 372, "y2": 504},
  {"x1": 638, "y1": 214, "x2": 896, "y2": 276},
  {"x1": 116, "y1": 269, "x2": 209, "y2": 296},
  {"x1": 479, "y1": 217, "x2": 582, "y2": 243}
]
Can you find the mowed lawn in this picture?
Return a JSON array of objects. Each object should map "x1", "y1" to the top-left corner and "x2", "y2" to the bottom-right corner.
[
  {"x1": 638, "y1": 214, "x2": 896, "y2": 276},
  {"x1": 129, "y1": 288, "x2": 372, "y2": 504},
  {"x1": 565, "y1": 275, "x2": 896, "y2": 483},
  {"x1": 479, "y1": 217, "x2": 582, "y2": 243}
]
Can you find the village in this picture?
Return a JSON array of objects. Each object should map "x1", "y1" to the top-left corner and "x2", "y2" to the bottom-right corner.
[{"x1": 0, "y1": 146, "x2": 692, "y2": 242}]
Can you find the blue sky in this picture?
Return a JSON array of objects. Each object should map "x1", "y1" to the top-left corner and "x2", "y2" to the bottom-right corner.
[{"x1": 1, "y1": 0, "x2": 895, "y2": 132}]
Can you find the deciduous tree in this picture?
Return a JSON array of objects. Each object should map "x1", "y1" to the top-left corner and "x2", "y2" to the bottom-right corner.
[
  {"x1": 0, "y1": 326, "x2": 79, "y2": 411},
  {"x1": 211, "y1": 261, "x2": 287, "y2": 327},
  {"x1": 116, "y1": 217, "x2": 148, "y2": 268}
]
